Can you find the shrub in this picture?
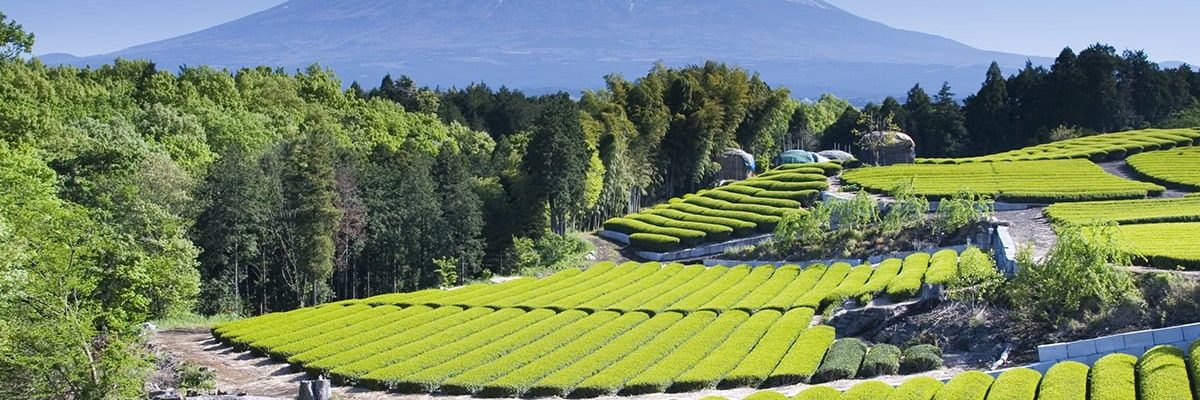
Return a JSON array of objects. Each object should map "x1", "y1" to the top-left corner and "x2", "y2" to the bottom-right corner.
[
  {"x1": 887, "y1": 252, "x2": 931, "y2": 300},
  {"x1": 1037, "y1": 361, "x2": 1088, "y2": 400},
  {"x1": 811, "y1": 338, "x2": 868, "y2": 383},
  {"x1": 439, "y1": 310, "x2": 615, "y2": 395},
  {"x1": 888, "y1": 376, "x2": 943, "y2": 400},
  {"x1": 288, "y1": 305, "x2": 448, "y2": 366},
  {"x1": 569, "y1": 311, "x2": 714, "y2": 398},
  {"x1": 1009, "y1": 226, "x2": 1135, "y2": 326},
  {"x1": 668, "y1": 203, "x2": 781, "y2": 232},
  {"x1": 932, "y1": 371, "x2": 993, "y2": 400},
  {"x1": 621, "y1": 311, "x2": 749, "y2": 394},
  {"x1": 720, "y1": 307, "x2": 815, "y2": 388},
  {"x1": 602, "y1": 217, "x2": 706, "y2": 247},
  {"x1": 826, "y1": 263, "x2": 873, "y2": 304},
  {"x1": 697, "y1": 266, "x2": 775, "y2": 312},
  {"x1": 794, "y1": 262, "x2": 853, "y2": 310},
  {"x1": 793, "y1": 386, "x2": 841, "y2": 400},
  {"x1": 364, "y1": 308, "x2": 557, "y2": 390},
  {"x1": 841, "y1": 380, "x2": 894, "y2": 400},
  {"x1": 705, "y1": 188, "x2": 803, "y2": 208},
  {"x1": 631, "y1": 267, "x2": 727, "y2": 314},
  {"x1": 475, "y1": 311, "x2": 643, "y2": 397},
  {"x1": 669, "y1": 311, "x2": 782, "y2": 392},
  {"x1": 764, "y1": 325, "x2": 835, "y2": 386},
  {"x1": 683, "y1": 194, "x2": 797, "y2": 217},
  {"x1": 730, "y1": 266, "x2": 801, "y2": 312},
  {"x1": 1191, "y1": 341, "x2": 1200, "y2": 399},
  {"x1": 757, "y1": 172, "x2": 828, "y2": 183},
  {"x1": 627, "y1": 213, "x2": 733, "y2": 241},
  {"x1": 900, "y1": 344, "x2": 943, "y2": 374},
  {"x1": 856, "y1": 258, "x2": 902, "y2": 303},
  {"x1": 742, "y1": 391, "x2": 789, "y2": 400},
  {"x1": 756, "y1": 189, "x2": 821, "y2": 204},
  {"x1": 761, "y1": 264, "x2": 826, "y2": 311},
  {"x1": 986, "y1": 368, "x2": 1041, "y2": 400},
  {"x1": 1087, "y1": 353, "x2": 1137, "y2": 400},
  {"x1": 924, "y1": 248, "x2": 960, "y2": 285},
  {"x1": 644, "y1": 208, "x2": 758, "y2": 235},
  {"x1": 858, "y1": 344, "x2": 901, "y2": 378},
  {"x1": 1136, "y1": 345, "x2": 1192, "y2": 400},
  {"x1": 327, "y1": 306, "x2": 501, "y2": 382},
  {"x1": 628, "y1": 233, "x2": 681, "y2": 252},
  {"x1": 666, "y1": 266, "x2": 752, "y2": 313}
]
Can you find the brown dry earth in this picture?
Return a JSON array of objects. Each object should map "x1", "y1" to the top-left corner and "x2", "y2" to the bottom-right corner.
[{"x1": 153, "y1": 329, "x2": 963, "y2": 400}]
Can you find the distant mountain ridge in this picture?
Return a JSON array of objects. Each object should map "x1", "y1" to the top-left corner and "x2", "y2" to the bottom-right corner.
[{"x1": 40, "y1": 0, "x2": 1050, "y2": 99}]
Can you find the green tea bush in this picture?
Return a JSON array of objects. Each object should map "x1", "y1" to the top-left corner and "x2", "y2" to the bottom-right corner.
[
  {"x1": 731, "y1": 266, "x2": 800, "y2": 312},
  {"x1": 761, "y1": 264, "x2": 826, "y2": 311},
  {"x1": 1044, "y1": 197, "x2": 1200, "y2": 226},
  {"x1": 1038, "y1": 361, "x2": 1089, "y2": 400},
  {"x1": 793, "y1": 386, "x2": 841, "y2": 400},
  {"x1": 742, "y1": 391, "x2": 789, "y2": 400},
  {"x1": 621, "y1": 311, "x2": 749, "y2": 394},
  {"x1": 986, "y1": 367, "x2": 1041, "y2": 400},
  {"x1": 858, "y1": 343, "x2": 902, "y2": 377},
  {"x1": 1137, "y1": 345, "x2": 1192, "y2": 400},
  {"x1": 888, "y1": 376, "x2": 943, "y2": 400},
  {"x1": 627, "y1": 213, "x2": 734, "y2": 241},
  {"x1": 924, "y1": 248, "x2": 960, "y2": 285},
  {"x1": 856, "y1": 258, "x2": 902, "y2": 303},
  {"x1": 327, "y1": 306, "x2": 500, "y2": 381},
  {"x1": 632, "y1": 267, "x2": 727, "y2": 313},
  {"x1": 900, "y1": 344, "x2": 943, "y2": 374},
  {"x1": 764, "y1": 325, "x2": 835, "y2": 386},
  {"x1": 932, "y1": 371, "x2": 993, "y2": 400},
  {"x1": 669, "y1": 310, "x2": 781, "y2": 392},
  {"x1": 887, "y1": 252, "x2": 931, "y2": 300},
  {"x1": 794, "y1": 262, "x2": 853, "y2": 310},
  {"x1": 666, "y1": 266, "x2": 752, "y2": 313},
  {"x1": 825, "y1": 263, "x2": 873, "y2": 304},
  {"x1": 842, "y1": 380, "x2": 894, "y2": 400},
  {"x1": 628, "y1": 233, "x2": 682, "y2": 252},
  {"x1": 568, "y1": 311, "x2": 712, "y2": 397},
  {"x1": 644, "y1": 208, "x2": 758, "y2": 235},
  {"x1": 289, "y1": 305, "x2": 450, "y2": 366},
  {"x1": 811, "y1": 338, "x2": 868, "y2": 383},
  {"x1": 720, "y1": 307, "x2": 815, "y2": 388},
  {"x1": 1087, "y1": 353, "x2": 1137, "y2": 400}
]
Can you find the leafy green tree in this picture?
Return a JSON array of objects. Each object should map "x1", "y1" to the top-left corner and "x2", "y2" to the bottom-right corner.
[
  {"x1": 1009, "y1": 225, "x2": 1136, "y2": 327},
  {"x1": 277, "y1": 115, "x2": 341, "y2": 306},
  {"x1": 0, "y1": 12, "x2": 33, "y2": 60},
  {"x1": 523, "y1": 94, "x2": 588, "y2": 234}
]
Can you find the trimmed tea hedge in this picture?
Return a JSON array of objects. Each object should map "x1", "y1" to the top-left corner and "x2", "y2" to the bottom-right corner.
[
  {"x1": 669, "y1": 310, "x2": 780, "y2": 392},
  {"x1": 602, "y1": 167, "x2": 828, "y2": 250},
  {"x1": 933, "y1": 371, "x2": 993, "y2": 400},
  {"x1": 916, "y1": 128, "x2": 1200, "y2": 164},
  {"x1": 1127, "y1": 146, "x2": 1200, "y2": 190},
  {"x1": 794, "y1": 386, "x2": 841, "y2": 400},
  {"x1": 858, "y1": 344, "x2": 902, "y2": 378},
  {"x1": 887, "y1": 252, "x2": 931, "y2": 300},
  {"x1": 1044, "y1": 197, "x2": 1200, "y2": 226},
  {"x1": 843, "y1": 159, "x2": 1165, "y2": 203},
  {"x1": 986, "y1": 367, "x2": 1040, "y2": 400},
  {"x1": 1038, "y1": 361, "x2": 1088, "y2": 400},
  {"x1": 570, "y1": 311, "x2": 714, "y2": 398},
  {"x1": 763, "y1": 325, "x2": 835, "y2": 386},
  {"x1": 901, "y1": 344, "x2": 944, "y2": 374},
  {"x1": 842, "y1": 380, "x2": 895, "y2": 400},
  {"x1": 856, "y1": 258, "x2": 902, "y2": 303},
  {"x1": 924, "y1": 249, "x2": 960, "y2": 285},
  {"x1": 621, "y1": 311, "x2": 749, "y2": 394},
  {"x1": 1137, "y1": 345, "x2": 1192, "y2": 400},
  {"x1": 720, "y1": 307, "x2": 815, "y2": 388},
  {"x1": 888, "y1": 376, "x2": 943, "y2": 400},
  {"x1": 1088, "y1": 353, "x2": 1137, "y2": 400},
  {"x1": 811, "y1": 338, "x2": 868, "y2": 383},
  {"x1": 1098, "y1": 222, "x2": 1200, "y2": 270}
]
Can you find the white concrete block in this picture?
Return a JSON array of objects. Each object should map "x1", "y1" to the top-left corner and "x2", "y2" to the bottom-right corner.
[
  {"x1": 1181, "y1": 323, "x2": 1200, "y2": 342},
  {"x1": 1066, "y1": 340, "x2": 1097, "y2": 358},
  {"x1": 1038, "y1": 343, "x2": 1069, "y2": 362},
  {"x1": 1153, "y1": 328, "x2": 1183, "y2": 345},
  {"x1": 1094, "y1": 335, "x2": 1125, "y2": 353},
  {"x1": 1123, "y1": 331, "x2": 1155, "y2": 349}
]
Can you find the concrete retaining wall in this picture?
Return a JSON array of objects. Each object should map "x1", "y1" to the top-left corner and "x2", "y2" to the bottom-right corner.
[
  {"x1": 632, "y1": 234, "x2": 773, "y2": 262},
  {"x1": 992, "y1": 226, "x2": 1019, "y2": 276},
  {"x1": 1031, "y1": 322, "x2": 1200, "y2": 369}
]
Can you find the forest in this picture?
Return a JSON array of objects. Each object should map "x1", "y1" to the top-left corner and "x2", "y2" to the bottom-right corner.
[{"x1": 3, "y1": 10, "x2": 1200, "y2": 397}]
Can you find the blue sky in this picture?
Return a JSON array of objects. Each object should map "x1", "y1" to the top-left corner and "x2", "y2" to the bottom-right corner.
[{"x1": 4, "y1": 0, "x2": 1198, "y2": 63}]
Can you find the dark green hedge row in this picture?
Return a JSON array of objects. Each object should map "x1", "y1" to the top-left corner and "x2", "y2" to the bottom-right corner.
[
  {"x1": 628, "y1": 233, "x2": 682, "y2": 252},
  {"x1": 811, "y1": 338, "x2": 868, "y2": 383},
  {"x1": 643, "y1": 208, "x2": 758, "y2": 236},
  {"x1": 901, "y1": 344, "x2": 944, "y2": 374},
  {"x1": 857, "y1": 344, "x2": 901, "y2": 378},
  {"x1": 602, "y1": 218, "x2": 705, "y2": 247},
  {"x1": 627, "y1": 213, "x2": 734, "y2": 242}
]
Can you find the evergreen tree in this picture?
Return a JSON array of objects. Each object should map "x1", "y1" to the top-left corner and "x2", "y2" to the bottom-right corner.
[
  {"x1": 929, "y1": 82, "x2": 968, "y2": 156},
  {"x1": 523, "y1": 94, "x2": 588, "y2": 234},
  {"x1": 902, "y1": 84, "x2": 935, "y2": 156},
  {"x1": 278, "y1": 115, "x2": 341, "y2": 306},
  {"x1": 964, "y1": 62, "x2": 1010, "y2": 155}
]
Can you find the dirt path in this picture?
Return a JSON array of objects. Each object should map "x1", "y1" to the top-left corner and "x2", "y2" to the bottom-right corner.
[
  {"x1": 584, "y1": 232, "x2": 637, "y2": 264},
  {"x1": 152, "y1": 329, "x2": 966, "y2": 400},
  {"x1": 993, "y1": 207, "x2": 1056, "y2": 261},
  {"x1": 1097, "y1": 160, "x2": 1193, "y2": 198}
]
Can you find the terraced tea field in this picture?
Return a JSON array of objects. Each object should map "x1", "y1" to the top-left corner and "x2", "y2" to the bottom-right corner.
[
  {"x1": 842, "y1": 159, "x2": 1164, "y2": 203},
  {"x1": 1096, "y1": 222, "x2": 1200, "y2": 270},
  {"x1": 916, "y1": 128, "x2": 1200, "y2": 164},
  {"x1": 603, "y1": 163, "x2": 839, "y2": 251},
  {"x1": 212, "y1": 253, "x2": 964, "y2": 396},
  {"x1": 725, "y1": 340, "x2": 1200, "y2": 400},
  {"x1": 1044, "y1": 197, "x2": 1200, "y2": 225},
  {"x1": 1127, "y1": 146, "x2": 1200, "y2": 190}
]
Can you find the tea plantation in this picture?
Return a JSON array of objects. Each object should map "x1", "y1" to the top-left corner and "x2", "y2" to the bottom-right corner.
[
  {"x1": 1127, "y1": 146, "x2": 1200, "y2": 190},
  {"x1": 212, "y1": 253, "x2": 965, "y2": 396},
  {"x1": 916, "y1": 128, "x2": 1200, "y2": 164}
]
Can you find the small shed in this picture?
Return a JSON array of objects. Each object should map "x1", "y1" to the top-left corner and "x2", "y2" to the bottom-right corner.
[
  {"x1": 857, "y1": 131, "x2": 916, "y2": 166},
  {"x1": 717, "y1": 148, "x2": 755, "y2": 181}
]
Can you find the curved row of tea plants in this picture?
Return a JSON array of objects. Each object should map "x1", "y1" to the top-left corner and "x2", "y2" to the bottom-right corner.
[
  {"x1": 1043, "y1": 197, "x2": 1200, "y2": 226},
  {"x1": 1126, "y1": 146, "x2": 1200, "y2": 190},
  {"x1": 842, "y1": 159, "x2": 1164, "y2": 203},
  {"x1": 916, "y1": 128, "x2": 1200, "y2": 164},
  {"x1": 604, "y1": 164, "x2": 838, "y2": 251},
  {"x1": 362, "y1": 253, "x2": 964, "y2": 313},
  {"x1": 1090, "y1": 222, "x2": 1200, "y2": 270},
  {"x1": 211, "y1": 253, "x2": 968, "y2": 397},
  {"x1": 709, "y1": 340, "x2": 1200, "y2": 400}
]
